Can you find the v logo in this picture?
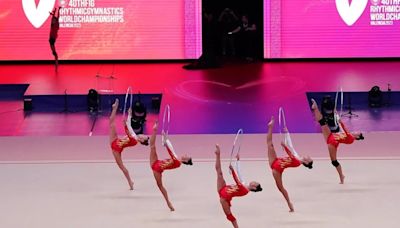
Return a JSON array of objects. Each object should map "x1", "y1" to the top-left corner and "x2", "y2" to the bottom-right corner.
[
  {"x1": 336, "y1": 0, "x2": 368, "y2": 26},
  {"x1": 22, "y1": 0, "x2": 56, "y2": 28}
]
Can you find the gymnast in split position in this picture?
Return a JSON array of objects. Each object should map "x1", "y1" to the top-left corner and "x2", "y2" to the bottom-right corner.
[
  {"x1": 109, "y1": 99, "x2": 149, "y2": 190},
  {"x1": 311, "y1": 98, "x2": 364, "y2": 184},
  {"x1": 149, "y1": 121, "x2": 193, "y2": 211},
  {"x1": 267, "y1": 116, "x2": 313, "y2": 212},
  {"x1": 215, "y1": 144, "x2": 262, "y2": 227}
]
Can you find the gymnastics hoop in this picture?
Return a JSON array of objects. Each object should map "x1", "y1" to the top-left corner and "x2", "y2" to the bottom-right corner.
[
  {"x1": 334, "y1": 87, "x2": 343, "y2": 125},
  {"x1": 161, "y1": 104, "x2": 171, "y2": 146},
  {"x1": 122, "y1": 86, "x2": 133, "y2": 120},
  {"x1": 278, "y1": 107, "x2": 287, "y2": 134},
  {"x1": 279, "y1": 107, "x2": 291, "y2": 152},
  {"x1": 340, "y1": 87, "x2": 344, "y2": 116},
  {"x1": 230, "y1": 128, "x2": 243, "y2": 167}
]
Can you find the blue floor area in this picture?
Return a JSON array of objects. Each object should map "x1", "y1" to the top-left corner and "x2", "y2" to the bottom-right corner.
[
  {"x1": 1, "y1": 91, "x2": 399, "y2": 136},
  {"x1": 24, "y1": 93, "x2": 162, "y2": 113},
  {"x1": 1, "y1": 61, "x2": 400, "y2": 136},
  {"x1": 0, "y1": 84, "x2": 162, "y2": 136},
  {"x1": 306, "y1": 91, "x2": 398, "y2": 111},
  {"x1": 306, "y1": 91, "x2": 400, "y2": 132},
  {"x1": 0, "y1": 84, "x2": 29, "y2": 100}
]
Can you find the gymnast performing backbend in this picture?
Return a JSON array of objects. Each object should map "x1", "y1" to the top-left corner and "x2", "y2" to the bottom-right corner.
[
  {"x1": 267, "y1": 116, "x2": 313, "y2": 212},
  {"x1": 109, "y1": 99, "x2": 149, "y2": 190},
  {"x1": 311, "y1": 98, "x2": 364, "y2": 184},
  {"x1": 215, "y1": 144, "x2": 262, "y2": 228},
  {"x1": 149, "y1": 121, "x2": 193, "y2": 211}
]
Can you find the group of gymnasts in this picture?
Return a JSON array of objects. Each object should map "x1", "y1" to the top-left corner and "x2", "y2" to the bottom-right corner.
[
  {"x1": 108, "y1": 98, "x2": 364, "y2": 228},
  {"x1": 109, "y1": 99, "x2": 192, "y2": 211}
]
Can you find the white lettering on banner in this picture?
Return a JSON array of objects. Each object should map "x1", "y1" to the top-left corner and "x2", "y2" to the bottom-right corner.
[
  {"x1": 22, "y1": 0, "x2": 125, "y2": 28},
  {"x1": 334, "y1": 0, "x2": 400, "y2": 26},
  {"x1": 68, "y1": 0, "x2": 94, "y2": 7},
  {"x1": 60, "y1": 0, "x2": 125, "y2": 28},
  {"x1": 370, "y1": 0, "x2": 400, "y2": 26}
]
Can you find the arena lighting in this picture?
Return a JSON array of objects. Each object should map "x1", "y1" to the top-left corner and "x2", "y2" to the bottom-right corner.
[
  {"x1": 87, "y1": 89, "x2": 99, "y2": 113},
  {"x1": 368, "y1": 86, "x2": 383, "y2": 108},
  {"x1": 23, "y1": 98, "x2": 33, "y2": 111}
]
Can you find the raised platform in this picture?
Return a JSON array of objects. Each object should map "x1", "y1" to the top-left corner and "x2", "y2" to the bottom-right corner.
[
  {"x1": 0, "y1": 83, "x2": 162, "y2": 113},
  {"x1": 306, "y1": 91, "x2": 398, "y2": 110},
  {"x1": 0, "y1": 84, "x2": 29, "y2": 100},
  {"x1": 1, "y1": 61, "x2": 400, "y2": 135},
  {"x1": 305, "y1": 91, "x2": 400, "y2": 132},
  {"x1": 23, "y1": 93, "x2": 162, "y2": 113}
]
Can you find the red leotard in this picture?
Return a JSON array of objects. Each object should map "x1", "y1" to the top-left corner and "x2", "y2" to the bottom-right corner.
[
  {"x1": 218, "y1": 169, "x2": 249, "y2": 205},
  {"x1": 50, "y1": 17, "x2": 59, "y2": 39},
  {"x1": 110, "y1": 125, "x2": 138, "y2": 153},
  {"x1": 151, "y1": 145, "x2": 181, "y2": 173},
  {"x1": 270, "y1": 144, "x2": 301, "y2": 173},
  {"x1": 327, "y1": 122, "x2": 355, "y2": 148}
]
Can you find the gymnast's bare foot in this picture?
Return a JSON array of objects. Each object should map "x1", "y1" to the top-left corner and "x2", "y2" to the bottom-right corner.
[
  {"x1": 268, "y1": 116, "x2": 274, "y2": 128},
  {"x1": 129, "y1": 180, "x2": 134, "y2": 190},
  {"x1": 311, "y1": 99, "x2": 317, "y2": 110},
  {"x1": 168, "y1": 202, "x2": 175, "y2": 211},
  {"x1": 112, "y1": 99, "x2": 119, "y2": 110},
  {"x1": 340, "y1": 175, "x2": 345, "y2": 184}
]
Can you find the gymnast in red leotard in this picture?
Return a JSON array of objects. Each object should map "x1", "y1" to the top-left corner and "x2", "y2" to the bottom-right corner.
[
  {"x1": 109, "y1": 99, "x2": 149, "y2": 190},
  {"x1": 311, "y1": 99, "x2": 364, "y2": 184},
  {"x1": 49, "y1": 7, "x2": 61, "y2": 72},
  {"x1": 267, "y1": 116, "x2": 313, "y2": 212},
  {"x1": 215, "y1": 144, "x2": 262, "y2": 228},
  {"x1": 149, "y1": 121, "x2": 193, "y2": 211}
]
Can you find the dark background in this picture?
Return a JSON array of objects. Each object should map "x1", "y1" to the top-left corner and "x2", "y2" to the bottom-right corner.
[{"x1": 202, "y1": 0, "x2": 264, "y2": 60}]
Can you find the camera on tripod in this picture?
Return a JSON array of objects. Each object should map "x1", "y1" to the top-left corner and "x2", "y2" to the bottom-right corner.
[
  {"x1": 368, "y1": 86, "x2": 383, "y2": 108},
  {"x1": 130, "y1": 99, "x2": 147, "y2": 134}
]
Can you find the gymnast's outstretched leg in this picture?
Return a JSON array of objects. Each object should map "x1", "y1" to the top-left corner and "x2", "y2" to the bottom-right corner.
[
  {"x1": 109, "y1": 99, "x2": 134, "y2": 190},
  {"x1": 311, "y1": 99, "x2": 345, "y2": 184}
]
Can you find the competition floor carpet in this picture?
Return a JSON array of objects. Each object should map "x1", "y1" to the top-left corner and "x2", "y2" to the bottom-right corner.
[{"x1": 0, "y1": 133, "x2": 399, "y2": 228}]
